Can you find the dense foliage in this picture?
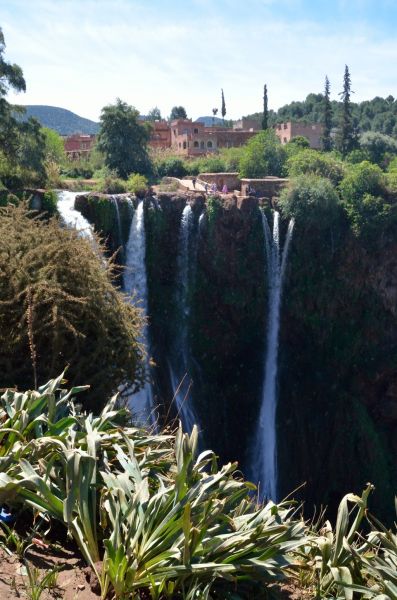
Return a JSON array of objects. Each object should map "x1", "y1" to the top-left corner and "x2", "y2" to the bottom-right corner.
[
  {"x1": 0, "y1": 378, "x2": 396, "y2": 599},
  {"x1": 239, "y1": 129, "x2": 286, "y2": 178},
  {"x1": 245, "y1": 92, "x2": 397, "y2": 137},
  {"x1": 98, "y1": 99, "x2": 152, "y2": 179},
  {"x1": 0, "y1": 202, "x2": 145, "y2": 408},
  {"x1": 279, "y1": 174, "x2": 341, "y2": 229},
  {"x1": 0, "y1": 28, "x2": 48, "y2": 188}
]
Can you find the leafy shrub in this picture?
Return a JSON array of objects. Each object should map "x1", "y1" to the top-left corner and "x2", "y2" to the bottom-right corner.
[
  {"x1": 279, "y1": 174, "x2": 341, "y2": 229},
  {"x1": 286, "y1": 148, "x2": 345, "y2": 185},
  {"x1": 41, "y1": 190, "x2": 58, "y2": 215},
  {"x1": 0, "y1": 203, "x2": 144, "y2": 407},
  {"x1": 0, "y1": 377, "x2": 306, "y2": 599},
  {"x1": 95, "y1": 175, "x2": 127, "y2": 194},
  {"x1": 345, "y1": 148, "x2": 370, "y2": 164},
  {"x1": 126, "y1": 173, "x2": 148, "y2": 197},
  {"x1": 156, "y1": 156, "x2": 187, "y2": 178},
  {"x1": 219, "y1": 146, "x2": 244, "y2": 171},
  {"x1": 194, "y1": 155, "x2": 227, "y2": 173},
  {"x1": 339, "y1": 161, "x2": 386, "y2": 203},
  {"x1": 61, "y1": 163, "x2": 94, "y2": 179},
  {"x1": 239, "y1": 130, "x2": 287, "y2": 178},
  {"x1": 339, "y1": 162, "x2": 397, "y2": 240},
  {"x1": 359, "y1": 131, "x2": 397, "y2": 165}
]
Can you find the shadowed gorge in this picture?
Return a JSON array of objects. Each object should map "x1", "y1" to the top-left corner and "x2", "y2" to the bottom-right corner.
[{"x1": 73, "y1": 190, "x2": 397, "y2": 522}]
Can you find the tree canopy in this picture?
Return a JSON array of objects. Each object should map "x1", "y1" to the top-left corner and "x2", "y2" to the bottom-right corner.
[
  {"x1": 239, "y1": 129, "x2": 286, "y2": 178},
  {"x1": 170, "y1": 106, "x2": 187, "y2": 120},
  {"x1": 0, "y1": 27, "x2": 47, "y2": 188},
  {"x1": 97, "y1": 99, "x2": 151, "y2": 179}
]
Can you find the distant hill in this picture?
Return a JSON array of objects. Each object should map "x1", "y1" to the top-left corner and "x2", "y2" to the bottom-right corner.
[{"x1": 18, "y1": 105, "x2": 100, "y2": 135}]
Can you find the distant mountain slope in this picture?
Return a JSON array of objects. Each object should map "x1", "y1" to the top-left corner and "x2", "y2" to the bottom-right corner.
[{"x1": 19, "y1": 105, "x2": 100, "y2": 135}]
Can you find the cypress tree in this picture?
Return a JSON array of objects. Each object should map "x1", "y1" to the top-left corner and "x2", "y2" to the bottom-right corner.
[
  {"x1": 322, "y1": 76, "x2": 332, "y2": 151},
  {"x1": 262, "y1": 84, "x2": 268, "y2": 130},
  {"x1": 221, "y1": 89, "x2": 226, "y2": 123},
  {"x1": 337, "y1": 65, "x2": 357, "y2": 156}
]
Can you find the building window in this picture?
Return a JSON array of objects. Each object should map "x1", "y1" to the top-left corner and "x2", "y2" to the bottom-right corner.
[
  {"x1": 283, "y1": 123, "x2": 287, "y2": 129},
  {"x1": 183, "y1": 141, "x2": 187, "y2": 149},
  {"x1": 179, "y1": 143, "x2": 181, "y2": 148},
  {"x1": 207, "y1": 141, "x2": 213, "y2": 148},
  {"x1": 174, "y1": 130, "x2": 176, "y2": 135},
  {"x1": 277, "y1": 124, "x2": 281, "y2": 130},
  {"x1": 193, "y1": 141, "x2": 199, "y2": 147},
  {"x1": 200, "y1": 141, "x2": 204, "y2": 149},
  {"x1": 283, "y1": 137, "x2": 287, "y2": 143},
  {"x1": 193, "y1": 128, "x2": 198, "y2": 134}
]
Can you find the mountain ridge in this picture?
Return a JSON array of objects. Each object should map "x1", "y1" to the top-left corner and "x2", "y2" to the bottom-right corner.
[{"x1": 19, "y1": 105, "x2": 100, "y2": 135}]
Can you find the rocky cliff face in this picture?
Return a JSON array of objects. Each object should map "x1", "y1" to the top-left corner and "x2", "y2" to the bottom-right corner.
[{"x1": 75, "y1": 192, "x2": 397, "y2": 521}]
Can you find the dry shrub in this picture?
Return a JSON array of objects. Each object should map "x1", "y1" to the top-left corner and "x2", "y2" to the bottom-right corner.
[{"x1": 0, "y1": 202, "x2": 145, "y2": 409}]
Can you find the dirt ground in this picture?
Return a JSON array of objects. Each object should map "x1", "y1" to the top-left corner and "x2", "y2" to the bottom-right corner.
[{"x1": 0, "y1": 546, "x2": 99, "y2": 599}]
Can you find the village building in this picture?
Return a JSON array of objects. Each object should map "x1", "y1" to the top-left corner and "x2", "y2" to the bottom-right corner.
[
  {"x1": 64, "y1": 134, "x2": 96, "y2": 160},
  {"x1": 274, "y1": 122, "x2": 324, "y2": 149},
  {"x1": 147, "y1": 120, "x2": 171, "y2": 149},
  {"x1": 170, "y1": 118, "x2": 259, "y2": 156}
]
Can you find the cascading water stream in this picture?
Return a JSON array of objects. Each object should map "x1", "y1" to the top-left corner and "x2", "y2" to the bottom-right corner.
[
  {"x1": 123, "y1": 200, "x2": 156, "y2": 427},
  {"x1": 56, "y1": 190, "x2": 93, "y2": 238},
  {"x1": 254, "y1": 210, "x2": 294, "y2": 501},
  {"x1": 169, "y1": 204, "x2": 198, "y2": 432},
  {"x1": 111, "y1": 195, "x2": 123, "y2": 251}
]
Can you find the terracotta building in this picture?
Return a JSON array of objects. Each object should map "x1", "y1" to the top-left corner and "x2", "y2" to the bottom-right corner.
[
  {"x1": 274, "y1": 122, "x2": 324, "y2": 149},
  {"x1": 147, "y1": 120, "x2": 171, "y2": 149},
  {"x1": 64, "y1": 134, "x2": 96, "y2": 160},
  {"x1": 170, "y1": 119, "x2": 258, "y2": 156}
]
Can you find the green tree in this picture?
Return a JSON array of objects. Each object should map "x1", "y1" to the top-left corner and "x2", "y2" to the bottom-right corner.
[
  {"x1": 42, "y1": 127, "x2": 66, "y2": 164},
  {"x1": 221, "y1": 89, "x2": 226, "y2": 123},
  {"x1": 170, "y1": 106, "x2": 187, "y2": 120},
  {"x1": 0, "y1": 28, "x2": 47, "y2": 187},
  {"x1": 279, "y1": 174, "x2": 340, "y2": 229},
  {"x1": 97, "y1": 99, "x2": 151, "y2": 179},
  {"x1": 239, "y1": 129, "x2": 286, "y2": 178},
  {"x1": 286, "y1": 148, "x2": 345, "y2": 185},
  {"x1": 262, "y1": 84, "x2": 268, "y2": 130},
  {"x1": 337, "y1": 65, "x2": 357, "y2": 156},
  {"x1": 147, "y1": 106, "x2": 162, "y2": 121},
  {"x1": 322, "y1": 75, "x2": 332, "y2": 151},
  {"x1": 359, "y1": 131, "x2": 397, "y2": 165}
]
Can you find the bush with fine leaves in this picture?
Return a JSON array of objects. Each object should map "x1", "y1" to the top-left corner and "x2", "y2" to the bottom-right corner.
[
  {"x1": 0, "y1": 202, "x2": 145, "y2": 408},
  {"x1": 279, "y1": 174, "x2": 341, "y2": 230}
]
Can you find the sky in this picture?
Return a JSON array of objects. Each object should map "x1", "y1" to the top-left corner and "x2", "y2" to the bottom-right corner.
[{"x1": 1, "y1": 0, "x2": 397, "y2": 122}]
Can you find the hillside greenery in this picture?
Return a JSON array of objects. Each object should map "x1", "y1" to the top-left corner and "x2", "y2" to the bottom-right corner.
[
  {"x1": 18, "y1": 104, "x2": 100, "y2": 135},
  {"x1": 245, "y1": 92, "x2": 397, "y2": 137}
]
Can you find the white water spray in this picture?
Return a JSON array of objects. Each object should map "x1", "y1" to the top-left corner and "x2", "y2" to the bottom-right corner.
[
  {"x1": 111, "y1": 196, "x2": 123, "y2": 249},
  {"x1": 56, "y1": 190, "x2": 93, "y2": 238},
  {"x1": 123, "y1": 201, "x2": 155, "y2": 427},
  {"x1": 255, "y1": 211, "x2": 294, "y2": 501},
  {"x1": 169, "y1": 204, "x2": 198, "y2": 432}
]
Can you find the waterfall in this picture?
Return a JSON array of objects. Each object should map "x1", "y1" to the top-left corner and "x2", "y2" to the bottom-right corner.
[
  {"x1": 56, "y1": 190, "x2": 93, "y2": 238},
  {"x1": 169, "y1": 203, "x2": 198, "y2": 432},
  {"x1": 254, "y1": 210, "x2": 294, "y2": 501},
  {"x1": 111, "y1": 195, "x2": 123, "y2": 250},
  {"x1": 123, "y1": 200, "x2": 155, "y2": 427}
]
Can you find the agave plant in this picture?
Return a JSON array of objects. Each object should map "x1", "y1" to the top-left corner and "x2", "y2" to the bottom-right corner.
[{"x1": 0, "y1": 376, "x2": 307, "y2": 599}]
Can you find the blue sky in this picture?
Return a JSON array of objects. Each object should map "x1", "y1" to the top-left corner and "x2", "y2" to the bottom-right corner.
[{"x1": 1, "y1": 0, "x2": 397, "y2": 121}]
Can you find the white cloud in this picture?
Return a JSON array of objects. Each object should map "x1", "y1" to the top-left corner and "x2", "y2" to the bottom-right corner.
[{"x1": 2, "y1": 0, "x2": 397, "y2": 120}]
